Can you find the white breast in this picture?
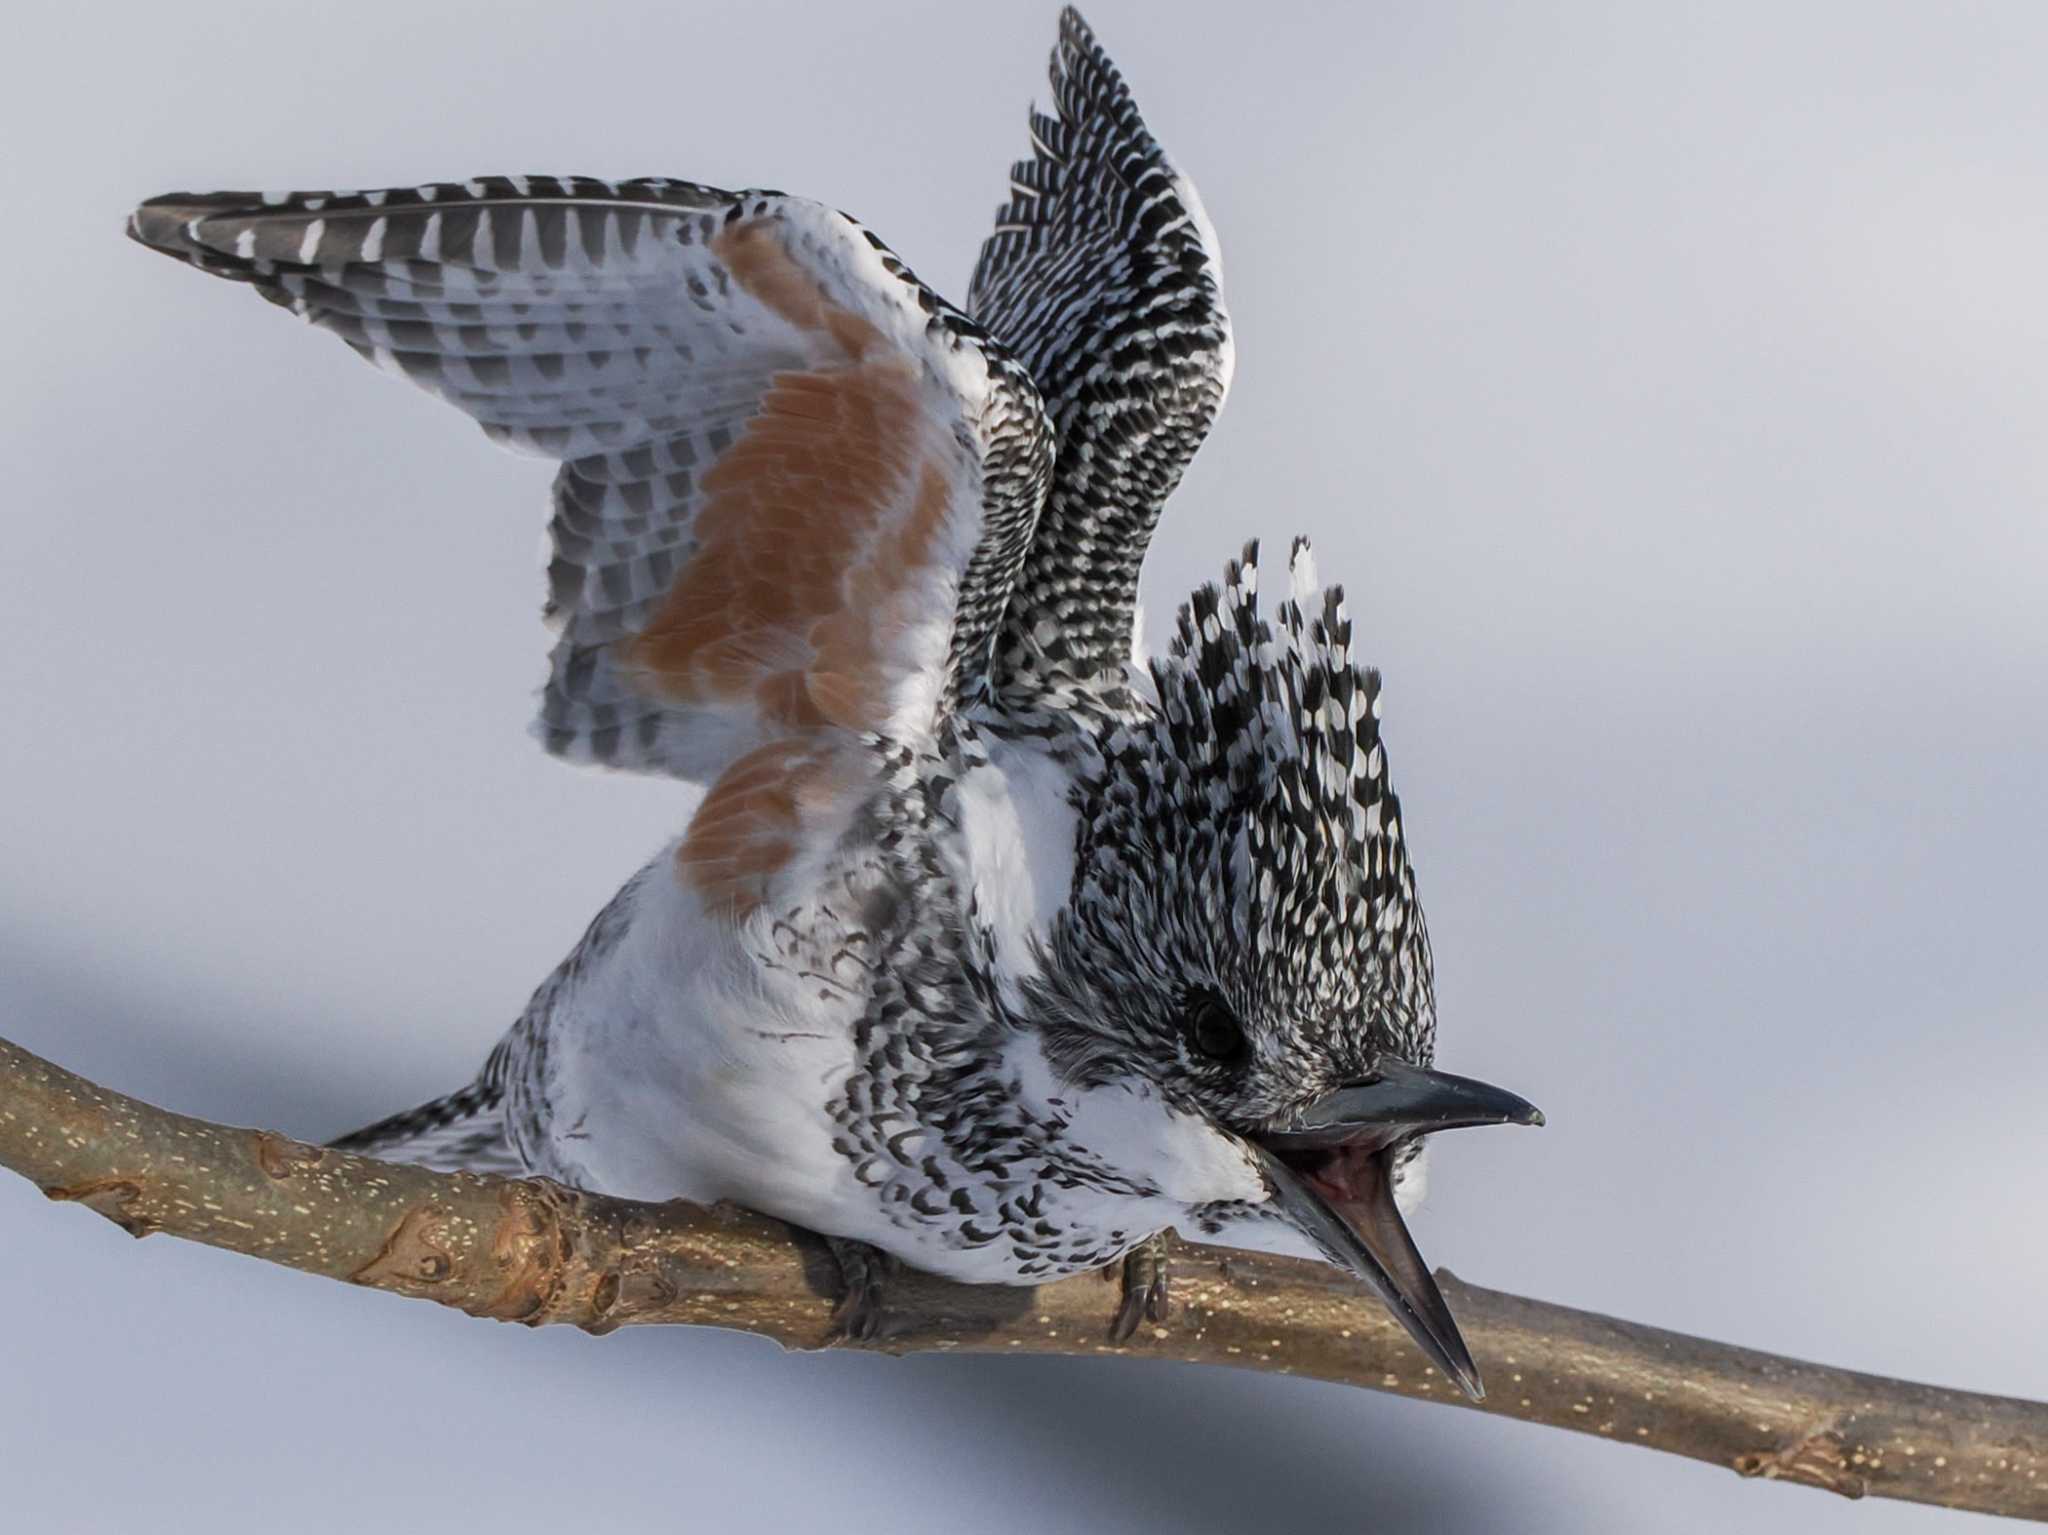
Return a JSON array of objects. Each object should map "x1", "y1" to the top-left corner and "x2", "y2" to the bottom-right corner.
[{"x1": 525, "y1": 846, "x2": 871, "y2": 1228}]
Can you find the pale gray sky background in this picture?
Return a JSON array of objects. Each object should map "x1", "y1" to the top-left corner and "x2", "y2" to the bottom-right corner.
[{"x1": 3, "y1": 3, "x2": 2044, "y2": 1531}]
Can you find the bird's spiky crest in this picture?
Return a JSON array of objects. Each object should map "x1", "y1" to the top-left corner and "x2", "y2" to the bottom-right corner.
[
  {"x1": 1151, "y1": 539, "x2": 1419, "y2": 960},
  {"x1": 1056, "y1": 540, "x2": 1433, "y2": 1097}
]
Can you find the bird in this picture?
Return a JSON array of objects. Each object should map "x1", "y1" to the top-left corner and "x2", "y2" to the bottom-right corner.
[{"x1": 127, "y1": 7, "x2": 1541, "y2": 1397}]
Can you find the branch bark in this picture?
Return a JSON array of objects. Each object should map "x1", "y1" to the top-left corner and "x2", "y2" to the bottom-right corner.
[{"x1": 4, "y1": 1033, "x2": 2043, "y2": 1522}]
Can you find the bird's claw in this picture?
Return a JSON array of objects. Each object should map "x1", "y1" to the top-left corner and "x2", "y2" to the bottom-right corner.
[
  {"x1": 825, "y1": 1235, "x2": 892, "y2": 1342},
  {"x1": 1108, "y1": 1232, "x2": 1172, "y2": 1342}
]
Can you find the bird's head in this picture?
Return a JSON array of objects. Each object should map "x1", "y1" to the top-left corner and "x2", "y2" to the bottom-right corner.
[{"x1": 1031, "y1": 539, "x2": 1540, "y2": 1398}]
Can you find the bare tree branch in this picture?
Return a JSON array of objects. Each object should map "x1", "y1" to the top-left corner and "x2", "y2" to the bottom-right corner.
[{"x1": 4, "y1": 1032, "x2": 2043, "y2": 1521}]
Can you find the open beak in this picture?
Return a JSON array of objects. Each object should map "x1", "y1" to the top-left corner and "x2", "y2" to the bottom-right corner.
[{"x1": 1251, "y1": 1060, "x2": 1542, "y2": 1401}]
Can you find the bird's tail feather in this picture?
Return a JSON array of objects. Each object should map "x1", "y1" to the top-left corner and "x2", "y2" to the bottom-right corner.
[{"x1": 328, "y1": 1048, "x2": 523, "y2": 1176}]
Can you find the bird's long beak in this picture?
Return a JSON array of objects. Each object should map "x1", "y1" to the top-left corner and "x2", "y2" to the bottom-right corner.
[{"x1": 1252, "y1": 1061, "x2": 1542, "y2": 1401}]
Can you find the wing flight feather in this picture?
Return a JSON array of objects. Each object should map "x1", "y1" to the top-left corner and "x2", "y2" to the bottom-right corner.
[
  {"x1": 969, "y1": 8, "x2": 1235, "y2": 715},
  {"x1": 131, "y1": 178, "x2": 1052, "y2": 797}
]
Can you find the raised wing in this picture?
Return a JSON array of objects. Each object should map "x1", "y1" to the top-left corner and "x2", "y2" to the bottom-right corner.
[
  {"x1": 130, "y1": 179, "x2": 1052, "y2": 814},
  {"x1": 970, "y1": 8, "x2": 1235, "y2": 715}
]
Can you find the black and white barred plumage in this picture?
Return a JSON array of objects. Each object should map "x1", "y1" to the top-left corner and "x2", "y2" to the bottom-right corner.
[{"x1": 972, "y1": 13, "x2": 1234, "y2": 717}]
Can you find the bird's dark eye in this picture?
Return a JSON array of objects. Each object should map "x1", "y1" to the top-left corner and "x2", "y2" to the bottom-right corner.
[{"x1": 1185, "y1": 990, "x2": 1248, "y2": 1064}]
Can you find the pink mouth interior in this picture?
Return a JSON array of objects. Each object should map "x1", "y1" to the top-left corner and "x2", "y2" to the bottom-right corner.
[{"x1": 1281, "y1": 1141, "x2": 1385, "y2": 1210}]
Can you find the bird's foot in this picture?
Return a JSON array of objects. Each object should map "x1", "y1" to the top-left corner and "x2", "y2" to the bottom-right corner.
[
  {"x1": 1107, "y1": 1231, "x2": 1172, "y2": 1342},
  {"x1": 824, "y1": 1234, "x2": 893, "y2": 1342}
]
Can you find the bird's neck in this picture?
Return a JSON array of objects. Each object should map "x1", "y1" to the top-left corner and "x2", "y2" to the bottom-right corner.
[
  {"x1": 991, "y1": 1030, "x2": 1266, "y2": 1209},
  {"x1": 950, "y1": 728, "x2": 1085, "y2": 999}
]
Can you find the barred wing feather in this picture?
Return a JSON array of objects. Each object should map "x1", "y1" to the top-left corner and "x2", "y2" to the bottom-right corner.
[
  {"x1": 970, "y1": 8, "x2": 1234, "y2": 715},
  {"x1": 130, "y1": 178, "x2": 1053, "y2": 812}
]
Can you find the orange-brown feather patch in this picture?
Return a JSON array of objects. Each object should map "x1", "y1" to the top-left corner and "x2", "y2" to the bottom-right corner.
[
  {"x1": 625, "y1": 215, "x2": 962, "y2": 742},
  {"x1": 626, "y1": 354, "x2": 923, "y2": 730},
  {"x1": 677, "y1": 739, "x2": 835, "y2": 912},
  {"x1": 713, "y1": 218, "x2": 882, "y2": 362},
  {"x1": 634, "y1": 217, "x2": 976, "y2": 913},
  {"x1": 804, "y1": 459, "x2": 955, "y2": 727}
]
